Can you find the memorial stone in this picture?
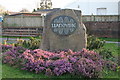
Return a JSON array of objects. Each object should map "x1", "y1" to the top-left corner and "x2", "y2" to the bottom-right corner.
[{"x1": 40, "y1": 9, "x2": 87, "y2": 51}]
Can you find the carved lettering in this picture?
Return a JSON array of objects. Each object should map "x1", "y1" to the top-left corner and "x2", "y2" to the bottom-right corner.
[{"x1": 51, "y1": 15, "x2": 78, "y2": 36}]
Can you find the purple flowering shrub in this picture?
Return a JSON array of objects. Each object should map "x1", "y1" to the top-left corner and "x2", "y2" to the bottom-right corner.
[
  {"x1": 1, "y1": 44, "x2": 13, "y2": 53},
  {"x1": 2, "y1": 46, "x2": 26, "y2": 66},
  {"x1": 19, "y1": 49, "x2": 104, "y2": 78},
  {"x1": 2, "y1": 45, "x2": 118, "y2": 78}
]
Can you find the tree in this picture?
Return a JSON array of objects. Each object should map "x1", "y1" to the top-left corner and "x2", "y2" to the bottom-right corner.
[
  {"x1": 20, "y1": 8, "x2": 30, "y2": 13},
  {"x1": 0, "y1": 5, "x2": 6, "y2": 14},
  {"x1": 0, "y1": 5, "x2": 9, "y2": 16},
  {"x1": 33, "y1": 9, "x2": 36, "y2": 12},
  {"x1": 39, "y1": 0, "x2": 52, "y2": 9},
  {"x1": 3, "y1": 12, "x2": 9, "y2": 16}
]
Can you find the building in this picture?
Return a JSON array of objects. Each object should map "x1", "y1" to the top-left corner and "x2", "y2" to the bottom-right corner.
[
  {"x1": 65, "y1": 0, "x2": 120, "y2": 15},
  {"x1": 33, "y1": 8, "x2": 60, "y2": 16},
  {"x1": 118, "y1": 1, "x2": 120, "y2": 15}
]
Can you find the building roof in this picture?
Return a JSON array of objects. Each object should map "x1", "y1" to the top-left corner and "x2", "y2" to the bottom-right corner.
[
  {"x1": 35, "y1": 8, "x2": 60, "y2": 12},
  {"x1": 33, "y1": 8, "x2": 60, "y2": 15},
  {"x1": 8, "y1": 13, "x2": 41, "y2": 16}
]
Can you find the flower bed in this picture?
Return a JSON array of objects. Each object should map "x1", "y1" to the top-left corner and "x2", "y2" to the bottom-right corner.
[{"x1": 1, "y1": 45, "x2": 118, "y2": 78}]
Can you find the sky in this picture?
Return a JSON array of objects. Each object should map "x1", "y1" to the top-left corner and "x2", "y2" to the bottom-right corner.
[
  {"x1": 0, "y1": 0, "x2": 119, "y2": 12},
  {"x1": 0, "y1": 0, "x2": 75, "y2": 12}
]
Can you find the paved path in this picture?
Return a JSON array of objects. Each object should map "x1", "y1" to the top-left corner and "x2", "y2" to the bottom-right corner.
[
  {"x1": 105, "y1": 41, "x2": 120, "y2": 44},
  {"x1": 1, "y1": 37, "x2": 120, "y2": 45},
  {"x1": 1, "y1": 38, "x2": 29, "y2": 43},
  {"x1": 105, "y1": 41, "x2": 120, "y2": 46}
]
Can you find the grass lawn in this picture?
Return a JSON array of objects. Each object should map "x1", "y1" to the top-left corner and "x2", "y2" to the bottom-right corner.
[
  {"x1": 2, "y1": 64, "x2": 82, "y2": 79},
  {"x1": 103, "y1": 43, "x2": 120, "y2": 56},
  {"x1": 2, "y1": 64, "x2": 119, "y2": 79},
  {"x1": 101, "y1": 69, "x2": 119, "y2": 78},
  {"x1": 2, "y1": 64, "x2": 48, "y2": 78}
]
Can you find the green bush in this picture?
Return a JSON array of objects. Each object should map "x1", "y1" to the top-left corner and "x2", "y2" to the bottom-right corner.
[
  {"x1": 15, "y1": 35, "x2": 105, "y2": 50},
  {"x1": 14, "y1": 35, "x2": 116, "y2": 62},
  {"x1": 87, "y1": 35, "x2": 105, "y2": 50},
  {"x1": 96, "y1": 48, "x2": 116, "y2": 62},
  {"x1": 14, "y1": 36, "x2": 41, "y2": 50},
  {"x1": 87, "y1": 35, "x2": 117, "y2": 62}
]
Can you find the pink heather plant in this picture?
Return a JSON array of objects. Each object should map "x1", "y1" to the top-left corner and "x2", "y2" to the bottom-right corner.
[
  {"x1": 2, "y1": 45, "x2": 118, "y2": 78},
  {"x1": 20, "y1": 48, "x2": 104, "y2": 77},
  {"x1": 45, "y1": 68, "x2": 53, "y2": 76}
]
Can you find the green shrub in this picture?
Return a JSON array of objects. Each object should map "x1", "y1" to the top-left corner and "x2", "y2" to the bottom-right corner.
[
  {"x1": 14, "y1": 36, "x2": 41, "y2": 50},
  {"x1": 96, "y1": 48, "x2": 116, "y2": 62},
  {"x1": 87, "y1": 35, "x2": 105, "y2": 50}
]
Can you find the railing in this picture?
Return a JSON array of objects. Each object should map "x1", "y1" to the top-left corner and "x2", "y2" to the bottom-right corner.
[{"x1": 2, "y1": 27, "x2": 43, "y2": 37}]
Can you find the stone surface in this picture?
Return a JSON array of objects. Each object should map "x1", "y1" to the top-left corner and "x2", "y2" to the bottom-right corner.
[{"x1": 40, "y1": 9, "x2": 87, "y2": 51}]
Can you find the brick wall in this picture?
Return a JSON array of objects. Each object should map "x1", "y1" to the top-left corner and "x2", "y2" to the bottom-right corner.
[{"x1": 83, "y1": 21, "x2": 120, "y2": 38}]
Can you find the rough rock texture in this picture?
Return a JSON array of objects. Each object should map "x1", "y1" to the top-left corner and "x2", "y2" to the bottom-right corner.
[{"x1": 40, "y1": 9, "x2": 87, "y2": 51}]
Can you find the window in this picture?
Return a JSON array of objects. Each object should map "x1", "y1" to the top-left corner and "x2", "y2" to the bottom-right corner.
[{"x1": 97, "y1": 8, "x2": 107, "y2": 15}]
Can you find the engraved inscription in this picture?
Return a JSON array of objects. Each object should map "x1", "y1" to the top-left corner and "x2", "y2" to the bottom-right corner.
[{"x1": 51, "y1": 15, "x2": 78, "y2": 36}]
